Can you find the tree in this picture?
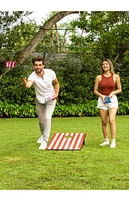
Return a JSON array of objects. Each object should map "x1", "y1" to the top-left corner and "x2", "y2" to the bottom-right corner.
[
  {"x1": 0, "y1": 11, "x2": 35, "y2": 77},
  {"x1": 0, "y1": 11, "x2": 79, "y2": 78},
  {"x1": 69, "y1": 11, "x2": 129, "y2": 64},
  {"x1": 16, "y1": 11, "x2": 79, "y2": 64},
  {"x1": 0, "y1": 11, "x2": 33, "y2": 58}
]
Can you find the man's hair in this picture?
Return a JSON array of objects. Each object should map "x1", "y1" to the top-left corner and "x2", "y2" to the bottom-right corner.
[{"x1": 32, "y1": 56, "x2": 45, "y2": 65}]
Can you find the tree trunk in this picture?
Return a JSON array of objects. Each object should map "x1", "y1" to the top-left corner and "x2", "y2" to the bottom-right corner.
[
  {"x1": 16, "y1": 11, "x2": 79, "y2": 64},
  {"x1": 55, "y1": 24, "x2": 60, "y2": 53},
  {"x1": 50, "y1": 29, "x2": 54, "y2": 49}
]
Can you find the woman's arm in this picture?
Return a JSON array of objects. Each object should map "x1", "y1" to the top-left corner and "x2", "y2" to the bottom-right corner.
[
  {"x1": 94, "y1": 75, "x2": 105, "y2": 101},
  {"x1": 109, "y1": 74, "x2": 122, "y2": 98}
]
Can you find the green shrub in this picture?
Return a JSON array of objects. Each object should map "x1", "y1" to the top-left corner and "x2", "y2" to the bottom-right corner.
[
  {"x1": 0, "y1": 101, "x2": 36, "y2": 118},
  {"x1": 0, "y1": 52, "x2": 129, "y2": 106},
  {"x1": 0, "y1": 53, "x2": 100, "y2": 106},
  {"x1": 117, "y1": 101, "x2": 129, "y2": 115},
  {"x1": 0, "y1": 101, "x2": 129, "y2": 118}
]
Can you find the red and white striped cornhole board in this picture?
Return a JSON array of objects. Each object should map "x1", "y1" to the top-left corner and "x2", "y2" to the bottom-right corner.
[{"x1": 46, "y1": 133, "x2": 86, "y2": 150}]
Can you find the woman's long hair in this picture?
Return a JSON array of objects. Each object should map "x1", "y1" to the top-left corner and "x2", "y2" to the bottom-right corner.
[{"x1": 101, "y1": 58, "x2": 115, "y2": 74}]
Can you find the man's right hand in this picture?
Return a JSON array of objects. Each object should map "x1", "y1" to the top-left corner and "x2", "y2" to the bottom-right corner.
[
  {"x1": 22, "y1": 77, "x2": 27, "y2": 86},
  {"x1": 22, "y1": 78, "x2": 33, "y2": 88}
]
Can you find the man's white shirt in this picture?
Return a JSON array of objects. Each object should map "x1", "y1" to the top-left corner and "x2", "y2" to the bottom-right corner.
[{"x1": 28, "y1": 69, "x2": 56, "y2": 103}]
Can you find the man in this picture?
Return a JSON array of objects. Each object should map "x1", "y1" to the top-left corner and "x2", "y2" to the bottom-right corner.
[{"x1": 22, "y1": 56, "x2": 60, "y2": 150}]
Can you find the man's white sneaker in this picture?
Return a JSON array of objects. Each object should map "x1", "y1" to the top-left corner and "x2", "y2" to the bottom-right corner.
[
  {"x1": 110, "y1": 140, "x2": 116, "y2": 148},
  {"x1": 100, "y1": 139, "x2": 109, "y2": 146},
  {"x1": 37, "y1": 135, "x2": 43, "y2": 144},
  {"x1": 39, "y1": 141, "x2": 47, "y2": 150}
]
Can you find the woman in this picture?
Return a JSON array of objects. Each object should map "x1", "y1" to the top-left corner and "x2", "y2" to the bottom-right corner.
[{"x1": 94, "y1": 58, "x2": 122, "y2": 148}]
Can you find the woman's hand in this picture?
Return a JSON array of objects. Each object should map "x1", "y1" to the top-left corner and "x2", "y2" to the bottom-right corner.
[
  {"x1": 108, "y1": 92, "x2": 115, "y2": 98},
  {"x1": 101, "y1": 95, "x2": 106, "y2": 103}
]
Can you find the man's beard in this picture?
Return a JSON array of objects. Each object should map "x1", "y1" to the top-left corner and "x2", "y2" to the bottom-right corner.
[{"x1": 35, "y1": 68, "x2": 42, "y2": 74}]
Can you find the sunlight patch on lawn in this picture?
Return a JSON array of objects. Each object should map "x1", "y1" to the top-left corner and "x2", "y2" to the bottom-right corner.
[{"x1": 0, "y1": 156, "x2": 26, "y2": 163}]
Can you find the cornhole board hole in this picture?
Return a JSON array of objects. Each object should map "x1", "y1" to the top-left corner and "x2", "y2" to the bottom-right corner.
[{"x1": 46, "y1": 133, "x2": 86, "y2": 150}]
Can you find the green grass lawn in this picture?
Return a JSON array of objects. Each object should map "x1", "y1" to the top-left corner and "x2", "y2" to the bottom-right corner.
[{"x1": 0, "y1": 116, "x2": 129, "y2": 190}]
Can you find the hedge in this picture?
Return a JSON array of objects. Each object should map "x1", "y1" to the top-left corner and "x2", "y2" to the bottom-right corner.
[{"x1": 0, "y1": 101, "x2": 129, "y2": 118}]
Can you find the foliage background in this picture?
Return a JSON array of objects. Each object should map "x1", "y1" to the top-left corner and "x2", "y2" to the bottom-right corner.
[
  {"x1": 0, "y1": 51, "x2": 129, "y2": 117},
  {"x1": 0, "y1": 11, "x2": 129, "y2": 117}
]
